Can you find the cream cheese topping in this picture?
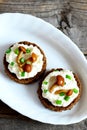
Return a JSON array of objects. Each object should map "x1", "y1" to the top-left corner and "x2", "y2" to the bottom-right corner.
[
  {"x1": 6, "y1": 43, "x2": 43, "y2": 79},
  {"x1": 42, "y1": 70, "x2": 79, "y2": 107}
]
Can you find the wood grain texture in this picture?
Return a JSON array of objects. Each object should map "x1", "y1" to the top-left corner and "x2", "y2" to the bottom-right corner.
[{"x1": 0, "y1": 0, "x2": 87, "y2": 119}]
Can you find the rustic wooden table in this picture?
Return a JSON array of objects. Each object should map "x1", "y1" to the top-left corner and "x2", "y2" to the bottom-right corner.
[{"x1": 0, "y1": 0, "x2": 87, "y2": 130}]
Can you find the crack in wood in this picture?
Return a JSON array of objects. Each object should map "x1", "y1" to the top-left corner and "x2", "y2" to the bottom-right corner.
[{"x1": 60, "y1": 10, "x2": 71, "y2": 28}]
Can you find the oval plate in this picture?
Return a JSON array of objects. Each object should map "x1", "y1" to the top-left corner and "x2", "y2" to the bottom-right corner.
[{"x1": 0, "y1": 13, "x2": 87, "y2": 125}]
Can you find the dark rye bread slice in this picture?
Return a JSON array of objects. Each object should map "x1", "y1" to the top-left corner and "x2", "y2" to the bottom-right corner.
[
  {"x1": 37, "y1": 68, "x2": 82, "y2": 112},
  {"x1": 3, "y1": 41, "x2": 47, "y2": 84}
]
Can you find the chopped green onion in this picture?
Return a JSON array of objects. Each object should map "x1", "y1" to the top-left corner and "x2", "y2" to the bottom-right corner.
[
  {"x1": 14, "y1": 48, "x2": 19, "y2": 55},
  {"x1": 44, "y1": 89, "x2": 48, "y2": 93},
  {"x1": 59, "y1": 92, "x2": 65, "y2": 96},
  {"x1": 55, "y1": 100, "x2": 62, "y2": 105},
  {"x1": 66, "y1": 75, "x2": 72, "y2": 80},
  {"x1": 26, "y1": 48, "x2": 31, "y2": 53},
  {"x1": 64, "y1": 96, "x2": 70, "y2": 101},
  {"x1": 20, "y1": 57, "x2": 25, "y2": 63},
  {"x1": 43, "y1": 81, "x2": 48, "y2": 85},
  {"x1": 10, "y1": 62, "x2": 15, "y2": 66},
  {"x1": 73, "y1": 88, "x2": 78, "y2": 94},
  {"x1": 6, "y1": 48, "x2": 11, "y2": 54},
  {"x1": 21, "y1": 71, "x2": 25, "y2": 77},
  {"x1": 64, "y1": 82, "x2": 66, "y2": 85}
]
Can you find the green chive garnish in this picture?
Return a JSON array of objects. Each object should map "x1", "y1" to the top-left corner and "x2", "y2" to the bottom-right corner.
[
  {"x1": 59, "y1": 92, "x2": 65, "y2": 96},
  {"x1": 43, "y1": 81, "x2": 48, "y2": 85},
  {"x1": 6, "y1": 48, "x2": 11, "y2": 54},
  {"x1": 44, "y1": 89, "x2": 48, "y2": 93},
  {"x1": 10, "y1": 62, "x2": 15, "y2": 66},
  {"x1": 66, "y1": 75, "x2": 72, "y2": 80},
  {"x1": 14, "y1": 48, "x2": 19, "y2": 55},
  {"x1": 64, "y1": 82, "x2": 66, "y2": 85},
  {"x1": 73, "y1": 88, "x2": 78, "y2": 94},
  {"x1": 55, "y1": 100, "x2": 62, "y2": 105},
  {"x1": 64, "y1": 96, "x2": 70, "y2": 101},
  {"x1": 21, "y1": 71, "x2": 25, "y2": 77},
  {"x1": 26, "y1": 48, "x2": 31, "y2": 53},
  {"x1": 20, "y1": 57, "x2": 25, "y2": 63}
]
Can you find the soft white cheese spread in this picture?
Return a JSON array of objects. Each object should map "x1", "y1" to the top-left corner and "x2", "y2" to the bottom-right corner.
[
  {"x1": 42, "y1": 70, "x2": 79, "y2": 107},
  {"x1": 6, "y1": 43, "x2": 43, "y2": 79}
]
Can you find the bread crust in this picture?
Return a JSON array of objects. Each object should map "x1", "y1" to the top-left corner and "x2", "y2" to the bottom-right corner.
[
  {"x1": 37, "y1": 68, "x2": 82, "y2": 112},
  {"x1": 3, "y1": 41, "x2": 47, "y2": 84}
]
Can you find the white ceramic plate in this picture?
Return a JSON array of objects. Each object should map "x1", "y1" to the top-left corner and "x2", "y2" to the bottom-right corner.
[{"x1": 0, "y1": 13, "x2": 87, "y2": 125}]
